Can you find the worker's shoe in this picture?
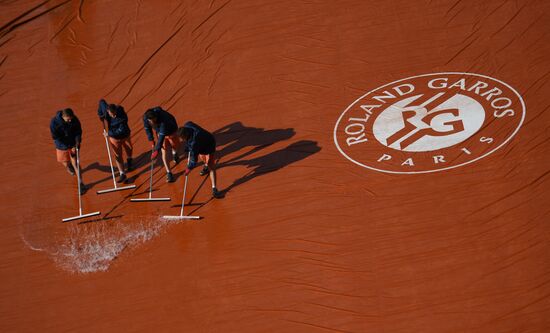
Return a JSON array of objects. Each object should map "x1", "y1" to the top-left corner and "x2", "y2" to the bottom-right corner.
[
  {"x1": 117, "y1": 173, "x2": 127, "y2": 183},
  {"x1": 66, "y1": 164, "x2": 75, "y2": 176},
  {"x1": 79, "y1": 183, "x2": 87, "y2": 195},
  {"x1": 212, "y1": 187, "x2": 222, "y2": 199},
  {"x1": 166, "y1": 172, "x2": 175, "y2": 183},
  {"x1": 200, "y1": 166, "x2": 209, "y2": 176}
]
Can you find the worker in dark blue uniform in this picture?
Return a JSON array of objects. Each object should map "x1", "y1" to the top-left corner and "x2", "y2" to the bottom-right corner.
[
  {"x1": 50, "y1": 108, "x2": 87, "y2": 194},
  {"x1": 98, "y1": 99, "x2": 133, "y2": 183},
  {"x1": 143, "y1": 107, "x2": 180, "y2": 182},
  {"x1": 177, "y1": 121, "x2": 222, "y2": 198}
]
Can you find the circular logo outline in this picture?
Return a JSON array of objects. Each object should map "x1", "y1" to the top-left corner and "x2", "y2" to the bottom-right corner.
[{"x1": 333, "y1": 72, "x2": 526, "y2": 174}]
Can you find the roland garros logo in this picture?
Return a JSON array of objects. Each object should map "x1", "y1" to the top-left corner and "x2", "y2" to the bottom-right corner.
[{"x1": 334, "y1": 72, "x2": 525, "y2": 174}]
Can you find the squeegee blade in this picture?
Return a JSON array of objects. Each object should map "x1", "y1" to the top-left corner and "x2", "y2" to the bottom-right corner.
[
  {"x1": 130, "y1": 197, "x2": 171, "y2": 202},
  {"x1": 161, "y1": 215, "x2": 201, "y2": 220},
  {"x1": 97, "y1": 185, "x2": 136, "y2": 194},
  {"x1": 62, "y1": 211, "x2": 101, "y2": 222}
]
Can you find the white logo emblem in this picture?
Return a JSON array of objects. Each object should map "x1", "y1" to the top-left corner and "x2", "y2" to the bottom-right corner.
[{"x1": 334, "y1": 72, "x2": 525, "y2": 174}]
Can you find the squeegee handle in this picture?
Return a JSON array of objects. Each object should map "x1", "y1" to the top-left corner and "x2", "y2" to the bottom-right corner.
[
  {"x1": 103, "y1": 130, "x2": 117, "y2": 187},
  {"x1": 76, "y1": 147, "x2": 83, "y2": 216},
  {"x1": 148, "y1": 148, "x2": 155, "y2": 199},
  {"x1": 179, "y1": 151, "x2": 192, "y2": 217}
]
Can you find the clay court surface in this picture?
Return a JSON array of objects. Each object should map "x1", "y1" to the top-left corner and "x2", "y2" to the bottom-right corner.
[{"x1": 1, "y1": 0, "x2": 549, "y2": 332}]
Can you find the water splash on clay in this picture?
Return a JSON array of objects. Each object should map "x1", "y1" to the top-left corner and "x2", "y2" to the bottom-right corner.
[{"x1": 22, "y1": 217, "x2": 182, "y2": 274}]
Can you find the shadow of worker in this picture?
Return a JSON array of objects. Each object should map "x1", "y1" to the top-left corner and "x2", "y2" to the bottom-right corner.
[
  {"x1": 213, "y1": 122, "x2": 296, "y2": 163},
  {"x1": 220, "y1": 140, "x2": 321, "y2": 195}
]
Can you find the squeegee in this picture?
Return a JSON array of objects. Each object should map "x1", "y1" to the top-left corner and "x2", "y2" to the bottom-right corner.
[{"x1": 63, "y1": 147, "x2": 100, "y2": 222}]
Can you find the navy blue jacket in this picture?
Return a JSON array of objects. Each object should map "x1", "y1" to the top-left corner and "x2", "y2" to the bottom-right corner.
[
  {"x1": 143, "y1": 107, "x2": 178, "y2": 152},
  {"x1": 50, "y1": 111, "x2": 82, "y2": 150},
  {"x1": 97, "y1": 99, "x2": 131, "y2": 139},
  {"x1": 183, "y1": 121, "x2": 216, "y2": 169}
]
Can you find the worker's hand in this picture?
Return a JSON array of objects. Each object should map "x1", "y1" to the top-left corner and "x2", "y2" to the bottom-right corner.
[
  {"x1": 103, "y1": 129, "x2": 108, "y2": 137},
  {"x1": 151, "y1": 150, "x2": 159, "y2": 160},
  {"x1": 184, "y1": 168, "x2": 191, "y2": 176}
]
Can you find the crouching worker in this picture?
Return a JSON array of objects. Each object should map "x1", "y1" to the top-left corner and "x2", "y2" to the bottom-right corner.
[
  {"x1": 177, "y1": 121, "x2": 222, "y2": 199},
  {"x1": 50, "y1": 108, "x2": 87, "y2": 194},
  {"x1": 143, "y1": 107, "x2": 180, "y2": 182},
  {"x1": 98, "y1": 99, "x2": 133, "y2": 183}
]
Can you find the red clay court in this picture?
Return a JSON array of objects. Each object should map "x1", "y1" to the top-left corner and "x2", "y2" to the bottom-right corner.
[{"x1": 1, "y1": 1, "x2": 549, "y2": 332}]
